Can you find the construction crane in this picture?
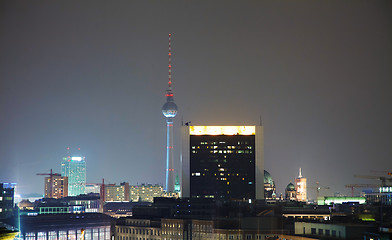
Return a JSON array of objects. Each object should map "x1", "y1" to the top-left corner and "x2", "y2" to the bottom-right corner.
[
  {"x1": 354, "y1": 175, "x2": 392, "y2": 187},
  {"x1": 345, "y1": 184, "x2": 379, "y2": 197},
  {"x1": 36, "y1": 169, "x2": 61, "y2": 198},
  {"x1": 308, "y1": 181, "x2": 330, "y2": 199}
]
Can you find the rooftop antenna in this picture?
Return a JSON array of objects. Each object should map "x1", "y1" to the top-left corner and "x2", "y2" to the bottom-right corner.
[
  {"x1": 299, "y1": 168, "x2": 303, "y2": 178},
  {"x1": 168, "y1": 33, "x2": 172, "y2": 89},
  {"x1": 66, "y1": 146, "x2": 70, "y2": 155},
  {"x1": 259, "y1": 115, "x2": 262, "y2": 126}
]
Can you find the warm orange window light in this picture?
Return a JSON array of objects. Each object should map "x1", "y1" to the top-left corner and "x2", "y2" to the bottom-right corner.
[{"x1": 189, "y1": 126, "x2": 256, "y2": 135}]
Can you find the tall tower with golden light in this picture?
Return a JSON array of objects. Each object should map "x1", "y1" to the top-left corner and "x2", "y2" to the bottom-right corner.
[{"x1": 162, "y1": 33, "x2": 178, "y2": 192}]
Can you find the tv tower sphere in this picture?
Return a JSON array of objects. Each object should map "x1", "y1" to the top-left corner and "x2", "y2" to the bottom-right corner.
[{"x1": 162, "y1": 101, "x2": 178, "y2": 118}]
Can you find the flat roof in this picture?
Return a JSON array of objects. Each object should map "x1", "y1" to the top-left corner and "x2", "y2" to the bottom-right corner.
[{"x1": 189, "y1": 126, "x2": 256, "y2": 136}]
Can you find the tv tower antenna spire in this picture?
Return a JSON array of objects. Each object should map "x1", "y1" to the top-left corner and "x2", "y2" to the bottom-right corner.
[{"x1": 168, "y1": 33, "x2": 172, "y2": 89}]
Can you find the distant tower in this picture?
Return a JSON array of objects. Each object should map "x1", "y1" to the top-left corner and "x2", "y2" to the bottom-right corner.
[
  {"x1": 295, "y1": 168, "x2": 307, "y2": 201},
  {"x1": 162, "y1": 33, "x2": 178, "y2": 192},
  {"x1": 174, "y1": 173, "x2": 181, "y2": 193}
]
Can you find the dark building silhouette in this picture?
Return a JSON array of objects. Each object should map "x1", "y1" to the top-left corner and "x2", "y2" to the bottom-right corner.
[{"x1": 181, "y1": 126, "x2": 264, "y2": 200}]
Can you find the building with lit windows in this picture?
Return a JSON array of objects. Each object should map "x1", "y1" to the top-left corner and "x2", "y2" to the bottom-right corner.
[
  {"x1": 0, "y1": 182, "x2": 15, "y2": 219},
  {"x1": 115, "y1": 218, "x2": 161, "y2": 240},
  {"x1": 295, "y1": 168, "x2": 307, "y2": 202},
  {"x1": 105, "y1": 182, "x2": 130, "y2": 202},
  {"x1": 44, "y1": 175, "x2": 68, "y2": 199},
  {"x1": 17, "y1": 213, "x2": 111, "y2": 240},
  {"x1": 61, "y1": 156, "x2": 86, "y2": 196},
  {"x1": 181, "y1": 125, "x2": 264, "y2": 200},
  {"x1": 366, "y1": 186, "x2": 392, "y2": 205},
  {"x1": 130, "y1": 184, "x2": 164, "y2": 202}
]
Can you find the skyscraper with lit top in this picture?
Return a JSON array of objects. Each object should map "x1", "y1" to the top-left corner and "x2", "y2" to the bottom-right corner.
[
  {"x1": 162, "y1": 33, "x2": 178, "y2": 192},
  {"x1": 61, "y1": 148, "x2": 86, "y2": 196},
  {"x1": 181, "y1": 126, "x2": 264, "y2": 200}
]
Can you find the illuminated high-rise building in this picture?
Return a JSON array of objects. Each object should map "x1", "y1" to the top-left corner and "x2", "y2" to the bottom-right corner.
[
  {"x1": 295, "y1": 168, "x2": 307, "y2": 202},
  {"x1": 61, "y1": 155, "x2": 86, "y2": 196},
  {"x1": 181, "y1": 125, "x2": 264, "y2": 200},
  {"x1": 162, "y1": 33, "x2": 178, "y2": 192},
  {"x1": 44, "y1": 175, "x2": 68, "y2": 199}
]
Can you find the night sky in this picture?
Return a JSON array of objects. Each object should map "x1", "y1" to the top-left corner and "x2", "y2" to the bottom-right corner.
[{"x1": 1, "y1": 1, "x2": 391, "y2": 199}]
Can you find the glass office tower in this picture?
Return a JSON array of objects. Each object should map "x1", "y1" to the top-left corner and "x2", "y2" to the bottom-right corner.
[{"x1": 61, "y1": 156, "x2": 86, "y2": 196}]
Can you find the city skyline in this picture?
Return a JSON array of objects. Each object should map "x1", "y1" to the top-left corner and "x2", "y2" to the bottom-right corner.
[{"x1": 0, "y1": 1, "x2": 391, "y2": 199}]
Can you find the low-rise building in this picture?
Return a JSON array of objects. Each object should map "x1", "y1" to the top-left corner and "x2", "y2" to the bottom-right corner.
[
  {"x1": 295, "y1": 222, "x2": 377, "y2": 239},
  {"x1": 115, "y1": 218, "x2": 161, "y2": 240},
  {"x1": 105, "y1": 182, "x2": 130, "y2": 202},
  {"x1": 17, "y1": 213, "x2": 112, "y2": 240},
  {"x1": 130, "y1": 184, "x2": 164, "y2": 202}
]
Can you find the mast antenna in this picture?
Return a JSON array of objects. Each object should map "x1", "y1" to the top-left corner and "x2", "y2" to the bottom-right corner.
[{"x1": 168, "y1": 33, "x2": 172, "y2": 89}]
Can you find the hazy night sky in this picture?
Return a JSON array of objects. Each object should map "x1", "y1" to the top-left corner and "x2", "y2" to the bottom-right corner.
[{"x1": 1, "y1": 1, "x2": 391, "y2": 199}]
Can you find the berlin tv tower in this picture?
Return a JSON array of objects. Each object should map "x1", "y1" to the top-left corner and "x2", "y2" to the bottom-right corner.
[{"x1": 162, "y1": 33, "x2": 178, "y2": 192}]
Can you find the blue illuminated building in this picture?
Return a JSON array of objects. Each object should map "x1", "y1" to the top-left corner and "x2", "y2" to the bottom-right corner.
[{"x1": 61, "y1": 156, "x2": 86, "y2": 196}]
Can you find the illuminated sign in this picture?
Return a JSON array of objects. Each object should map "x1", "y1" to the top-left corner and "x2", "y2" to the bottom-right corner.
[
  {"x1": 189, "y1": 126, "x2": 255, "y2": 135},
  {"x1": 71, "y1": 157, "x2": 83, "y2": 161}
]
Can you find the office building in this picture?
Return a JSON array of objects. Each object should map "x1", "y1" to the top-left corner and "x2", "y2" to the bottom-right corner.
[
  {"x1": 295, "y1": 168, "x2": 307, "y2": 202},
  {"x1": 181, "y1": 125, "x2": 264, "y2": 200},
  {"x1": 161, "y1": 34, "x2": 178, "y2": 192},
  {"x1": 0, "y1": 182, "x2": 15, "y2": 219},
  {"x1": 61, "y1": 156, "x2": 86, "y2": 196},
  {"x1": 130, "y1": 184, "x2": 164, "y2": 202},
  {"x1": 105, "y1": 182, "x2": 130, "y2": 202},
  {"x1": 44, "y1": 175, "x2": 68, "y2": 199}
]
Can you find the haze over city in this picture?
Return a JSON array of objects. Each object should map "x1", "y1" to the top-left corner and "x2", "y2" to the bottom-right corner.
[{"x1": 0, "y1": 1, "x2": 391, "y2": 199}]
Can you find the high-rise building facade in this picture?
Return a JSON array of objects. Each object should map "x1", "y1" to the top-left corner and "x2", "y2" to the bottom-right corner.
[
  {"x1": 0, "y1": 183, "x2": 15, "y2": 219},
  {"x1": 181, "y1": 126, "x2": 264, "y2": 200},
  {"x1": 44, "y1": 175, "x2": 68, "y2": 199},
  {"x1": 295, "y1": 168, "x2": 307, "y2": 202},
  {"x1": 61, "y1": 156, "x2": 86, "y2": 196},
  {"x1": 161, "y1": 33, "x2": 178, "y2": 192}
]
